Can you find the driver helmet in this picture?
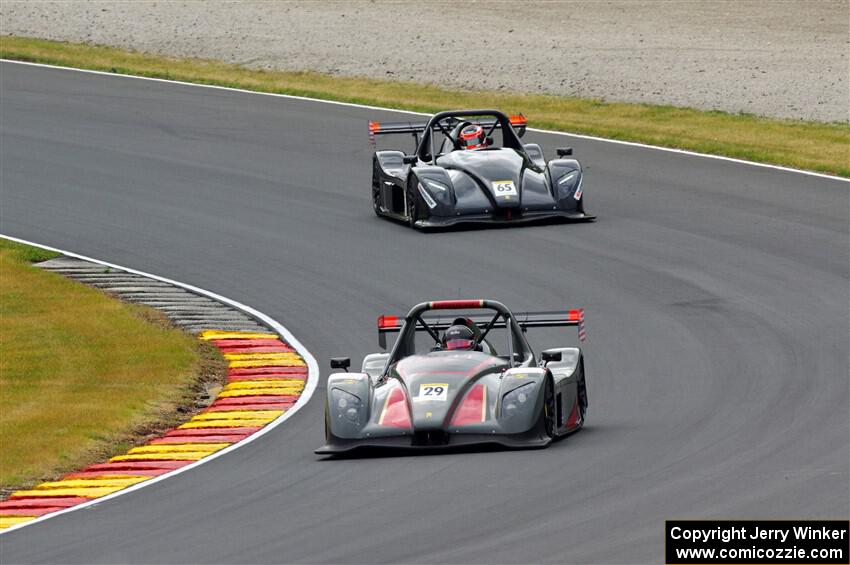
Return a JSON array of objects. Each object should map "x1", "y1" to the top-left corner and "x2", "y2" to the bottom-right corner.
[
  {"x1": 443, "y1": 324, "x2": 476, "y2": 351},
  {"x1": 459, "y1": 124, "x2": 486, "y2": 150}
]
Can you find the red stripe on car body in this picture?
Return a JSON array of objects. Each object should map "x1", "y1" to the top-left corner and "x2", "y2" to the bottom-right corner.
[
  {"x1": 450, "y1": 383, "x2": 487, "y2": 426},
  {"x1": 429, "y1": 300, "x2": 484, "y2": 310},
  {"x1": 566, "y1": 399, "x2": 579, "y2": 428},
  {"x1": 379, "y1": 386, "x2": 412, "y2": 428}
]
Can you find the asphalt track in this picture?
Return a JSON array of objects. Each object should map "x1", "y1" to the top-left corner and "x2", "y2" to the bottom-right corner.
[{"x1": 1, "y1": 62, "x2": 847, "y2": 564}]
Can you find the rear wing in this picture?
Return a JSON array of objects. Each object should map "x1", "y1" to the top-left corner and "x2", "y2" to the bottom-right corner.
[
  {"x1": 369, "y1": 114, "x2": 527, "y2": 140},
  {"x1": 377, "y1": 308, "x2": 586, "y2": 349}
]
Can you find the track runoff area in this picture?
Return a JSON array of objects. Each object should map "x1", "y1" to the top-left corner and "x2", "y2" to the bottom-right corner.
[{"x1": 0, "y1": 60, "x2": 847, "y2": 565}]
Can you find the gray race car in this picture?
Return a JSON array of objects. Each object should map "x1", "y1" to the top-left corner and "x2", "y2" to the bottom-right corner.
[
  {"x1": 315, "y1": 299, "x2": 588, "y2": 454},
  {"x1": 369, "y1": 109, "x2": 595, "y2": 228}
]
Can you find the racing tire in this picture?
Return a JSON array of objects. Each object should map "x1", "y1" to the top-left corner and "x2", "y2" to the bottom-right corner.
[
  {"x1": 406, "y1": 181, "x2": 421, "y2": 229},
  {"x1": 372, "y1": 184, "x2": 382, "y2": 217},
  {"x1": 371, "y1": 159, "x2": 382, "y2": 217},
  {"x1": 324, "y1": 404, "x2": 332, "y2": 443},
  {"x1": 542, "y1": 377, "x2": 556, "y2": 440},
  {"x1": 577, "y1": 361, "x2": 588, "y2": 427}
]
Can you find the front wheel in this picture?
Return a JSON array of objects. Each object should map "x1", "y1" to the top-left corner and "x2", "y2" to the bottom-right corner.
[
  {"x1": 577, "y1": 375, "x2": 587, "y2": 427},
  {"x1": 542, "y1": 378, "x2": 556, "y2": 439},
  {"x1": 406, "y1": 182, "x2": 421, "y2": 228},
  {"x1": 372, "y1": 184, "x2": 382, "y2": 217},
  {"x1": 576, "y1": 359, "x2": 588, "y2": 427},
  {"x1": 371, "y1": 160, "x2": 383, "y2": 217}
]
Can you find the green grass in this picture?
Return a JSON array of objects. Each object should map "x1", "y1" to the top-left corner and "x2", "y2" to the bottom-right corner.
[
  {"x1": 0, "y1": 240, "x2": 60, "y2": 263},
  {"x1": 0, "y1": 238, "x2": 224, "y2": 490},
  {"x1": 2, "y1": 35, "x2": 848, "y2": 177}
]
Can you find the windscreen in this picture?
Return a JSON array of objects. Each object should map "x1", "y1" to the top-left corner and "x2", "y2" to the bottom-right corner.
[
  {"x1": 432, "y1": 117, "x2": 507, "y2": 158},
  {"x1": 411, "y1": 325, "x2": 507, "y2": 356},
  {"x1": 390, "y1": 309, "x2": 529, "y2": 362}
]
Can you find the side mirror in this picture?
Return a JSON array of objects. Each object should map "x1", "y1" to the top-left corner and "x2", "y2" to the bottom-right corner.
[
  {"x1": 485, "y1": 136, "x2": 494, "y2": 147},
  {"x1": 541, "y1": 350, "x2": 562, "y2": 363},
  {"x1": 330, "y1": 357, "x2": 351, "y2": 371},
  {"x1": 556, "y1": 147, "x2": 573, "y2": 157},
  {"x1": 402, "y1": 155, "x2": 418, "y2": 165}
]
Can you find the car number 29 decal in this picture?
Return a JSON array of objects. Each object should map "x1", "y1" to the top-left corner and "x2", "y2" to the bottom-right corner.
[
  {"x1": 491, "y1": 180, "x2": 518, "y2": 199},
  {"x1": 418, "y1": 383, "x2": 449, "y2": 401}
]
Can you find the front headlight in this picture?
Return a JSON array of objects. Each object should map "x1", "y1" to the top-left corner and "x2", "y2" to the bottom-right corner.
[
  {"x1": 424, "y1": 179, "x2": 449, "y2": 194},
  {"x1": 556, "y1": 170, "x2": 582, "y2": 201},
  {"x1": 331, "y1": 388, "x2": 363, "y2": 424},
  {"x1": 557, "y1": 170, "x2": 579, "y2": 188},
  {"x1": 417, "y1": 183, "x2": 439, "y2": 209},
  {"x1": 418, "y1": 178, "x2": 453, "y2": 209},
  {"x1": 501, "y1": 383, "x2": 535, "y2": 419}
]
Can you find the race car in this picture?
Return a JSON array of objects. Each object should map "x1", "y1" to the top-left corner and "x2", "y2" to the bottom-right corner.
[
  {"x1": 315, "y1": 299, "x2": 588, "y2": 454},
  {"x1": 369, "y1": 109, "x2": 595, "y2": 228}
]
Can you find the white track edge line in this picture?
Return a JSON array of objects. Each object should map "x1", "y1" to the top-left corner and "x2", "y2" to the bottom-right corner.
[
  {"x1": 2, "y1": 59, "x2": 846, "y2": 183},
  {"x1": 0, "y1": 234, "x2": 319, "y2": 535}
]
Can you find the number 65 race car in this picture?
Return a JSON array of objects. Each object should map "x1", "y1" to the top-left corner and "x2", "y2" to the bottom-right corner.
[
  {"x1": 315, "y1": 300, "x2": 588, "y2": 454},
  {"x1": 369, "y1": 109, "x2": 595, "y2": 229}
]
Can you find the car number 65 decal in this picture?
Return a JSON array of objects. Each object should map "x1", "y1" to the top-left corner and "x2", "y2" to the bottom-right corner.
[
  {"x1": 418, "y1": 383, "x2": 449, "y2": 401},
  {"x1": 491, "y1": 180, "x2": 518, "y2": 198}
]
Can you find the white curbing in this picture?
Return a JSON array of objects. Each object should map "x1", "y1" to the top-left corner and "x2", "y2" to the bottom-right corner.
[
  {"x1": 0, "y1": 234, "x2": 319, "y2": 535},
  {"x1": 1, "y1": 59, "x2": 847, "y2": 184}
]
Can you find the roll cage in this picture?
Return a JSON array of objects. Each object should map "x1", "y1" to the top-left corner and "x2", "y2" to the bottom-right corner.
[
  {"x1": 367, "y1": 109, "x2": 528, "y2": 165},
  {"x1": 379, "y1": 300, "x2": 535, "y2": 370},
  {"x1": 416, "y1": 110, "x2": 527, "y2": 164}
]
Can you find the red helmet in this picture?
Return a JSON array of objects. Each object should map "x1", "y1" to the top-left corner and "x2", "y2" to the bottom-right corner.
[
  {"x1": 443, "y1": 324, "x2": 476, "y2": 351},
  {"x1": 459, "y1": 124, "x2": 486, "y2": 150}
]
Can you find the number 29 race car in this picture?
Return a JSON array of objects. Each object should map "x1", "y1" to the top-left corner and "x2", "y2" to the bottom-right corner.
[
  {"x1": 315, "y1": 299, "x2": 589, "y2": 454},
  {"x1": 369, "y1": 109, "x2": 594, "y2": 229}
]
